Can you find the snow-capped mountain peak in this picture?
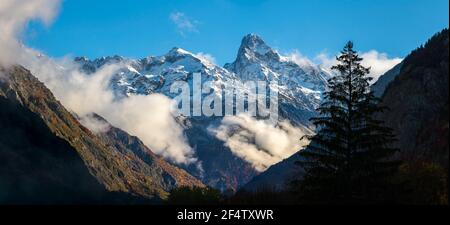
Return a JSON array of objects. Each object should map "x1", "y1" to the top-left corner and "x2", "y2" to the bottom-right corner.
[
  {"x1": 240, "y1": 33, "x2": 277, "y2": 57},
  {"x1": 157, "y1": 47, "x2": 218, "y2": 71},
  {"x1": 168, "y1": 47, "x2": 191, "y2": 55},
  {"x1": 72, "y1": 33, "x2": 335, "y2": 191},
  {"x1": 226, "y1": 34, "x2": 329, "y2": 90},
  {"x1": 165, "y1": 47, "x2": 202, "y2": 62},
  {"x1": 75, "y1": 47, "x2": 236, "y2": 98},
  {"x1": 75, "y1": 34, "x2": 331, "y2": 113},
  {"x1": 222, "y1": 34, "x2": 333, "y2": 117}
]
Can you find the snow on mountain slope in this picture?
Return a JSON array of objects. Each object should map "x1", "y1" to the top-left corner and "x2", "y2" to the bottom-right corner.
[
  {"x1": 74, "y1": 34, "x2": 330, "y2": 191},
  {"x1": 75, "y1": 47, "x2": 237, "y2": 99},
  {"x1": 225, "y1": 34, "x2": 331, "y2": 117},
  {"x1": 76, "y1": 34, "x2": 330, "y2": 118}
]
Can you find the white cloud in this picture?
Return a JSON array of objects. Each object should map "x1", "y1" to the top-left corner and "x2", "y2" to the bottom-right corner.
[
  {"x1": 79, "y1": 114, "x2": 111, "y2": 134},
  {"x1": 284, "y1": 50, "x2": 315, "y2": 68},
  {"x1": 169, "y1": 11, "x2": 199, "y2": 36},
  {"x1": 360, "y1": 50, "x2": 403, "y2": 82},
  {"x1": 210, "y1": 114, "x2": 312, "y2": 172},
  {"x1": 314, "y1": 50, "x2": 402, "y2": 83},
  {"x1": 0, "y1": 0, "x2": 198, "y2": 166},
  {"x1": 105, "y1": 94, "x2": 198, "y2": 165},
  {"x1": 282, "y1": 49, "x2": 402, "y2": 83},
  {"x1": 13, "y1": 53, "x2": 198, "y2": 165},
  {"x1": 0, "y1": 0, "x2": 60, "y2": 66},
  {"x1": 314, "y1": 51, "x2": 338, "y2": 70}
]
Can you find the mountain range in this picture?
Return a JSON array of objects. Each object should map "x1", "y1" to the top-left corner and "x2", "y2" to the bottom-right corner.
[
  {"x1": 73, "y1": 34, "x2": 329, "y2": 191},
  {"x1": 0, "y1": 29, "x2": 448, "y2": 203}
]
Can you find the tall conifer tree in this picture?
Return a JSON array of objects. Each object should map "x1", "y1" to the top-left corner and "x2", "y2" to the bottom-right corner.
[{"x1": 296, "y1": 41, "x2": 400, "y2": 203}]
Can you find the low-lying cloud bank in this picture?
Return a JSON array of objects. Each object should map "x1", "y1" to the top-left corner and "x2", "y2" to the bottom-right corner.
[
  {"x1": 0, "y1": 0, "x2": 197, "y2": 165},
  {"x1": 210, "y1": 114, "x2": 312, "y2": 172}
]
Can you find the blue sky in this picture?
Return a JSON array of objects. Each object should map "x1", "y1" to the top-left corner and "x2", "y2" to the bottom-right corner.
[{"x1": 25, "y1": 0, "x2": 449, "y2": 65}]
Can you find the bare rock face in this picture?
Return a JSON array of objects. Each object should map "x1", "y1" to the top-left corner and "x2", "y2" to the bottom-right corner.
[
  {"x1": 379, "y1": 29, "x2": 449, "y2": 168},
  {"x1": 0, "y1": 65, "x2": 203, "y2": 203}
]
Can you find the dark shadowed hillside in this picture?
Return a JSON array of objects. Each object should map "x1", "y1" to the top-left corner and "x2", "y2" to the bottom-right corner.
[
  {"x1": 379, "y1": 28, "x2": 449, "y2": 168},
  {"x1": 0, "y1": 65, "x2": 203, "y2": 203},
  {"x1": 0, "y1": 96, "x2": 109, "y2": 204}
]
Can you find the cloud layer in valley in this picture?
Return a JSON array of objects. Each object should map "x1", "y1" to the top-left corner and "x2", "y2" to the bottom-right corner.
[
  {"x1": 210, "y1": 114, "x2": 312, "y2": 172},
  {"x1": 0, "y1": 0, "x2": 198, "y2": 166}
]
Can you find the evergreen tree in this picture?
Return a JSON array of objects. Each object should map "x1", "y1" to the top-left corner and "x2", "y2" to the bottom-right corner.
[{"x1": 295, "y1": 41, "x2": 401, "y2": 204}]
